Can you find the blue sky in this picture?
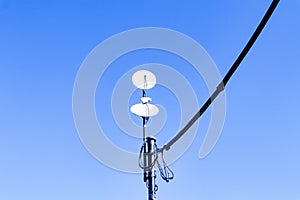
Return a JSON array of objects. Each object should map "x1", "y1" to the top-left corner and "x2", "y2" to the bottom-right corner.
[{"x1": 1, "y1": 0, "x2": 300, "y2": 199}]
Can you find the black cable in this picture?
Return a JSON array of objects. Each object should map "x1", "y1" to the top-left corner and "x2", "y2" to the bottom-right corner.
[
  {"x1": 162, "y1": 0, "x2": 280, "y2": 151},
  {"x1": 156, "y1": 149, "x2": 174, "y2": 182}
]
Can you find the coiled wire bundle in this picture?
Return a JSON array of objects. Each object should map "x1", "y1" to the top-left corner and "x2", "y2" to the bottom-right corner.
[{"x1": 139, "y1": 142, "x2": 174, "y2": 182}]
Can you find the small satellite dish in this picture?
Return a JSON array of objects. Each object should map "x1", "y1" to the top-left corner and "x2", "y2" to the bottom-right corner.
[
  {"x1": 132, "y1": 70, "x2": 156, "y2": 90},
  {"x1": 130, "y1": 103, "x2": 159, "y2": 117}
]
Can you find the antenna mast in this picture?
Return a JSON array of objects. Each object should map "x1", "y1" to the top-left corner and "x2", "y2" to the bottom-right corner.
[
  {"x1": 130, "y1": 70, "x2": 159, "y2": 200},
  {"x1": 128, "y1": 1, "x2": 279, "y2": 199}
]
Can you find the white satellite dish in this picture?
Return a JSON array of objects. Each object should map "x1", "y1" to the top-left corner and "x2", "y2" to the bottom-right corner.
[
  {"x1": 132, "y1": 70, "x2": 156, "y2": 90},
  {"x1": 130, "y1": 103, "x2": 159, "y2": 117}
]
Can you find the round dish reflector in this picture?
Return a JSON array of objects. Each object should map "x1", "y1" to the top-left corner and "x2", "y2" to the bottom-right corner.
[
  {"x1": 132, "y1": 70, "x2": 156, "y2": 90},
  {"x1": 130, "y1": 103, "x2": 159, "y2": 117}
]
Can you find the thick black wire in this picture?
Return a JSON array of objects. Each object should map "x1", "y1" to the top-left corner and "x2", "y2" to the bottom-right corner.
[{"x1": 162, "y1": 0, "x2": 280, "y2": 152}]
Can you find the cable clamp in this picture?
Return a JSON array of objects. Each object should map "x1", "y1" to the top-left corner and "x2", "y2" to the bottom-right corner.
[{"x1": 217, "y1": 82, "x2": 225, "y2": 93}]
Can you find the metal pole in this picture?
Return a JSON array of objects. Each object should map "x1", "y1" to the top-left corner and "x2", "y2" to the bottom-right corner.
[
  {"x1": 143, "y1": 117, "x2": 147, "y2": 182},
  {"x1": 145, "y1": 137, "x2": 157, "y2": 200}
]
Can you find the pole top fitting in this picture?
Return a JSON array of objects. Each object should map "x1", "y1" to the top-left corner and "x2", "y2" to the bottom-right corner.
[{"x1": 146, "y1": 136, "x2": 156, "y2": 142}]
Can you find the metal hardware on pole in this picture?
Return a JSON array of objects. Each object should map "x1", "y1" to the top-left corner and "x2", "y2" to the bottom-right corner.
[{"x1": 144, "y1": 137, "x2": 157, "y2": 200}]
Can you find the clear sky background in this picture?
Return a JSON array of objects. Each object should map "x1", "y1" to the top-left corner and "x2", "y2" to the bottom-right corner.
[{"x1": 1, "y1": 0, "x2": 300, "y2": 199}]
